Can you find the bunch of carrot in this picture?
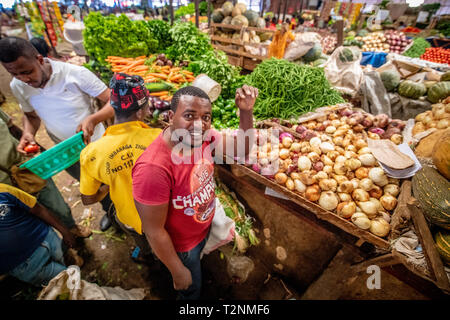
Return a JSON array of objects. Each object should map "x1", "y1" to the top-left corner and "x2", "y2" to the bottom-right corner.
[{"x1": 105, "y1": 55, "x2": 195, "y2": 86}]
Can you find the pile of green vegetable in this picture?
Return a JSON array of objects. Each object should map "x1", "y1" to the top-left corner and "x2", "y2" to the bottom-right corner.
[
  {"x1": 175, "y1": 1, "x2": 211, "y2": 18},
  {"x1": 212, "y1": 96, "x2": 239, "y2": 129},
  {"x1": 146, "y1": 20, "x2": 172, "y2": 52},
  {"x1": 245, "y1": 58, "x2": 345, "y2": 119},
  {"x1": 215, "y1": 178, "x2": 259, "y2": 253},
  {"x1": 83, "y1": 12, "x2": 158, "y2": 66},
  {"x1": 403, "y1": 37, "x2": 431, "y2": 58}
]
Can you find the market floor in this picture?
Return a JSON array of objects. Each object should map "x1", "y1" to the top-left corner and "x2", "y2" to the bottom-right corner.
[{"x1": 0, "y1": 44, "x2": 429, "y2": 301}]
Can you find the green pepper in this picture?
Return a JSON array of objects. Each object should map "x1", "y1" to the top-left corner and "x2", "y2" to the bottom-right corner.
[
  {"x1": 225, "y1": 104, "x2": 235, "y2": 112},
  {"x1": 212, "y1": 106, "x2": 221, "y2": 118}
]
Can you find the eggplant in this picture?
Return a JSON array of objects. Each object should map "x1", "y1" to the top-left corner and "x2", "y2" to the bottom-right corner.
[
  {"x1": 154, "y1": 100, "x2": 167, "y2": 110},
  {"x1": 160, "y1": 110, "x2": 170, "y2": 122},
  {"x1": 157, "y1": 53, "x2": 166, "y2": 61},
  {"x1": 156, "y1": 59, "x2": 165, "y2": 66},
  {"x1": 166, "y1": 60, "x2": 173, "y2": 67}
]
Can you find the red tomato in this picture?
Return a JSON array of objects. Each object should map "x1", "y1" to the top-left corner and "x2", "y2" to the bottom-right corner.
[{"x1": 24, "y1": 144, "x2": 40, "y2": 154}]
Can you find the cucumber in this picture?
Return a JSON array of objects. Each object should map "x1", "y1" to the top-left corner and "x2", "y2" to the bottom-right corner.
[{"x1": 145, "y1": 82, "x2": 173, "y2": 93}]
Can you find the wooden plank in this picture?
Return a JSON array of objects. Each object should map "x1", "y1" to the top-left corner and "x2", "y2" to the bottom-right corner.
[
  {"x1": 213, "y1": 43, "x2": 266, "y2": 60},
  {"x1": 195, "y1": 0, "x2": 199, "y2": 28},
  {"x1": 228, "y1": 164, "x2": 390, "y2": 250},
  {"x1": 389, "y1": 180, "x2": 412, "y2": 241},
  {"x1": 408, "y1": 200, "x2": 450, "y2": 293},
  {"x1": 211, "y1": 23, "x2": 276, "y2": 33},
  {"x1": 211, "y1": 35, "x2": 243, "y2": 45},
  {"x1": 350, "y1": 253, "x2": 399, "y2": 273}
]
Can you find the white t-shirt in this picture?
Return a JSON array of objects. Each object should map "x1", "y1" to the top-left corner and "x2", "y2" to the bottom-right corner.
[{"x1": 10, "y1": 59, "x2": 107, "y2": 142}]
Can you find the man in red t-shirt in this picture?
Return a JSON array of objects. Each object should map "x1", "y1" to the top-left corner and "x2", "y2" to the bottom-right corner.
[{"x1": 132, "y1": 85, "x2": 258, "y2": 299}]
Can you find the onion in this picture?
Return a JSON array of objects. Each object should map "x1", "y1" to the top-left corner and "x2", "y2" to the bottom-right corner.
[
  {"x1": 370, "y1": 217, "x2": 390, "y2": 237},
  {"x1": 314, "y1": 171, "x2": 328, "y2": 181},
  {"x1": 321, "y1": 155, "x2": 334, "y2": 166},
  {"x1": 380, "y1": 194, "x2": 397, "y2": 211},
  {"x1": 327, "y1": 151, "x2": 340, "y2": 161},
  {"x1": 335, "y1": 155, "x2": 347, "y2": 163},
  {"x1": 337, "y1": 180, "x2": 355, "y2": 193},
  {"x1": 307, "y1": 152, "x2": 321, "y2": 163},
  {"x1": 290, "y1": 142, "x2": 301, "y2": 153},
  {"x1": 332, "y1": 175, "x2": 348, "y2": 185},
  {"x1": 354, "y1": 139, "x2": 368, "y2": 150},
  {"x1": 337, "y1": 201, "x2": 356, "y2": 219},
  {"x1": 279, "y1": 132, "x2": 293, "y2": 143},
  {"x1": 298, "y1": 171, "x2": 316, "y2": 186},
  {"x1": 318, "y1": 191, "x2": 339, "y2": 211},
  {"x1": 282, "y1": 137, "x2": 293, "y2": 149},
  {"x1": 285, "y1": 178, "x2": 295, "y2": 191},
  {"x1": 369, "y1": 185, "x2": 383, "y2": 199},
  {"x1": 313, "y1": 161, "x2": 324, "y2": 172},
  {"x1": 358, "y1": 200, "x2": 379, "y2": 218},
  {"x1": 345, "y1": 158, "x2": 362, "y2": 171},
  {"x1": 319, "y1": 179, "x2": 338, "y2": 192},
  {"x1": 359, "y1": 178, "x2": 374, "y2": 191},
  {"x1": 323, "y1": 165, "x2": 333, "y2": 174},
  {"x1": 351, "y1": 212, "x2": 371, "y2": 230},
  {"x1": 279, "y1": 148, "x2": 290, "y2": 160},
  {"x1": 352, "y1": 189, "x2": 370, "y2": 202},
  {"x1": 359, "y1": 154, "x2": 376, "y2": 167},
  {"x1": 384, "y1": 184, "x2": 400, "y2": 197},
  {"x1": 301, "y1": 130, "x2": 317, "y2": 141},
  {"x1": 355, "y1": 167, "x2": 369, "y2": 180},
  {"x1": 437, "y1": 119, "x2": 449, "y2": 129},
  {"x1": 325, "y1": 126, "x2": 337, "y2": 134},
  {"x1": 305, "y1": 185, "x2": 320, "y2": 202},
  {"x1": 338, "y1": 192, "x2": 352, "y2": 202},
  {"x1": 294, "y1": 179, "x2": 306, "y2": 193},
  {"x1": 369, "y1": 167, "x2": 389, "y2": 187},
  {"x1": 358, "y1": 147, "x2": 371, "y2": 155},
  {"x1": 252, "y1": 163, "x2": 261, "y2": 173},
  {"x1": 310, "y1": 137, "x2": 322, "y2": 149},
  {"x1": 334, "y1": 162, "x2": 348, "y2": 175},
  {"x1": 320, "y1": 142, "x2": 335, "y2": 153},
  {"x1": 296, "y1": 125, "x2": 307, "y2": 134},
  {"x1": 275, "y1": 172, "x2": 288, "y2": 185},
  {"x1": 298, "y1": 156, "x2": 312, "y2": 171}
]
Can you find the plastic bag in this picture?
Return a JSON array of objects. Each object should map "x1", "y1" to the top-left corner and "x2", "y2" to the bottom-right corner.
[
  {"x1": 359, "y1": 70, "x2": 392, "y2": 117},
  {"x1": 283, "y1": 32, "x2": 322, "y2": 61},
  {"x1": 226, "y1": 256, "x2": 255, "y2": 283},
  {"x1": 324, "y1": 46, "x2": 364, "y2": 97},
  {"x1": 201, "y1": 198, "x2": 235, "y2": 257},
  {"x1": 37, "y1": 265, "x2": 146, "y2": 300}
]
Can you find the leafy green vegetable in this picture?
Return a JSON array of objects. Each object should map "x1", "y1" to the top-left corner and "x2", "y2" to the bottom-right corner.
[
  {"x1": 245, "y1": 58, "x2": 345, "y2": 120},
  {"x1": 83, "y1": 12, "x2": 158, "y2": 66},
  {"x1": 147, "y1": 20, "x2": 172, "y2": 52},
  {"x1": 403, "y1": 37, "x2": 431, "y2": 58}
]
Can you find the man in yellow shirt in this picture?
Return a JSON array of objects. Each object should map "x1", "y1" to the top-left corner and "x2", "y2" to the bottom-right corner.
[{"x1": 79, "y1": 73, "x2": 161, "y2": 259}]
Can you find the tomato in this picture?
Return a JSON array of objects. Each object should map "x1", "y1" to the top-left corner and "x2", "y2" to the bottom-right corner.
[{"x1": 24, "y1": 144, "x2": 40, "y2": 154}]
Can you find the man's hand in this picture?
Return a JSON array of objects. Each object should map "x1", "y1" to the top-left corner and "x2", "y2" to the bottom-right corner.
[
  {"x1": 17, "y1": 132, "x2": 37, "y2": 155},
  {"x1": 235, "y1": 85, "x2": 258, "y2": 112},
  {"x1": 61, "y1": 230, "x2": 77, "y2": 248},
  {"x1": 172, "y1": 265, "x2": 193, "y2": 291},
  {"x1": 76, "y1": 115, "x2": 96, "y2": 145}
]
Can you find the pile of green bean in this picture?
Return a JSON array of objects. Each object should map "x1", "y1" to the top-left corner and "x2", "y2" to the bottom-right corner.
[{"x1": 245, "y1": 58, "x2": 344, "y2": 120}]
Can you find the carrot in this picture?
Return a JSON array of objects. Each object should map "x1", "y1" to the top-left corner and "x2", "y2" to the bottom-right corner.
[
  {"x1": 169, "y1": 74, "x2": 183, "y2": 82},
  {"x1": 181, "y1": 70, "x2": 194, "y2": 75},
  {"x1": 148, "y1": 73, "x2": 168, "y2": 80},
  {"x1": 170, "y1": 67, "x2": 181, "y2": 72},
  {"x1": 134, "y1": 65, "x2": 149, "y2": 71},
  {"x1": 160, "y1": 95, "x2": 170, "y2": 100},
  {"x1": 150, "y1": 91, "x2": 169, "y2": 97}
]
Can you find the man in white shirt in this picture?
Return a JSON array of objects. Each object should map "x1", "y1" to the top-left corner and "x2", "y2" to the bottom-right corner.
[{"x1": 0, "y1": 36, "x2": 115, "y2": 231}]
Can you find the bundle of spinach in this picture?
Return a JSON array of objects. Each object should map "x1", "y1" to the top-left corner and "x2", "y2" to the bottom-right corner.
[
  {"x1": 147, "y1": 20, "x2": 172, "y2": 52},
  {"x1": 245, "y1": 58, "x2": 344, "y2": 120},
  {"x1": 83, "y1": 12, "x2": 158, "y2": 67},
  {"x1": 166, "y1": 21, "x2": 212, "y2": 61},
  {"x1": 403, "y1": 37, "x2": 431, "y2": 58}
]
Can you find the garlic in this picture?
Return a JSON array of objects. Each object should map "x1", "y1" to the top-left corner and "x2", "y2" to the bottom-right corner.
[
  {"x1": 380, "y1": 194, "x2": 397, "y2": 211},
  {"x1": 345, "y1": 158, "x2": 362, "y2": 171},
  {"x1": 350, "y1": 178, "x2": 360, "y2": 190},
  {"x1": 285, "y1": 178, "x2": 295, "y2": 191},
  {"x1": 369, "y1": 167, "x2": 389, "y2": 187},
  {"x1": 369, "y1": 217, "x2": 390, "y2": 237},
  {"x1": 337, "y1": 201, "x2": 356, "y2": 219},
  {"x1": 345, "y1": 144, "x2": 357, "y2": 153},
  {"x1": 327, "y1": 151, "x2": 340, "y2": 161},
  {"x1": 294, "y1": 179, "x2": 306, "y2": 193},
  {"x1": 359, "y1": 178, "x2": 374, "y2": 191},
  {"x1": 369, "y1": 185, "x2": 383, "y2": 199},
  {"x1": 352, "y1": 189, "x2": 370, "y2": 202},
  {"x1": 318, "y1": 191, "x2": 339, "y2": 211},
  {"x1": 354, "y1": 139, "x2": 368, "y2": 150},
  {"x1": 337, "y1": 180, "x2": 354, "y2": 193},
  {"x1": 351, "y1": 212, "x2": 371, "y2": 230},
  {"x1": 319, "y1": 179, "x2": 338, "y2": 192},
  {"x1": 335, "y1": 146, "x2": 345, "y2": 155},
  {"x1": 338, "y1": 192, "x2": 352, "y2": 202},
  {"x1": 298, "y1": 156, "x2": 312, "y2": 171},
  {"x1": 358, "y1": 154, "x2": 376, "y2": 167},
  {"x1": 383, "y1": 184, "x2": 400, "y2": 197},
  {"x1": 344, "y1": 151, "x2": 357, "y2": 159}
]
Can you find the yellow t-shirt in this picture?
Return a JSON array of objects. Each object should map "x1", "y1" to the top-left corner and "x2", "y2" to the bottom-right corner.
[
  {"x1": 0, "y1": 183, "x2": 37, "y2": 208},
  {"x1": 80, "y1": 121, "x2": 161, "y2": 234}
]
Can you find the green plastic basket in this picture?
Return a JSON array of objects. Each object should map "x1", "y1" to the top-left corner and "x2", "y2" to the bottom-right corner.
[{"x1": 20, "y1": 131, "x2": 86, "y2": 179}]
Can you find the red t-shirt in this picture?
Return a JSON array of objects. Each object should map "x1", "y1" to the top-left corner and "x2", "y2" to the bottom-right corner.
[{"x1": 132, "y1": 130, "x2": 220, "y2": 252}]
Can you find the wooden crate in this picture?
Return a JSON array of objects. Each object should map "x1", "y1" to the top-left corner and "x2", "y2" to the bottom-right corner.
[{"x1": 209, "y1": 22, "x2": 276, "y2": 71}]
